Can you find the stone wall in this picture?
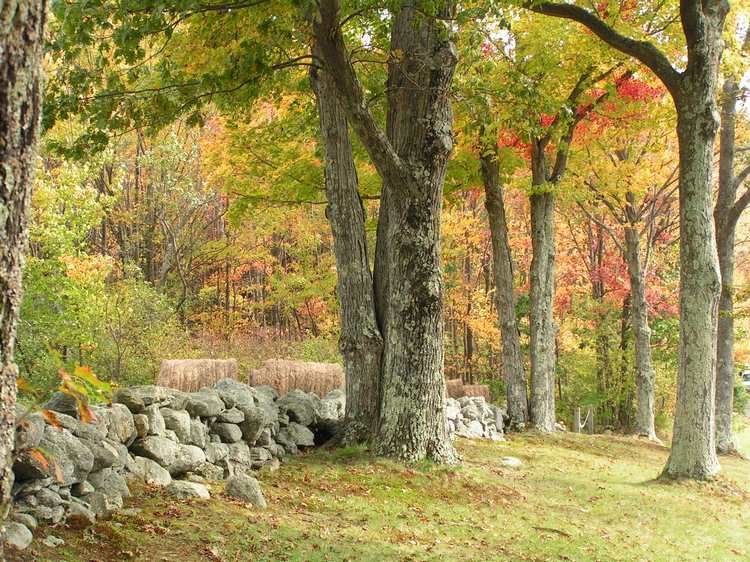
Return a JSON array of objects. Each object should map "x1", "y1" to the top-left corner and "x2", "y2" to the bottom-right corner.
[{"x1": 6, "y1": 380, "x2": 503, "y2": 551}]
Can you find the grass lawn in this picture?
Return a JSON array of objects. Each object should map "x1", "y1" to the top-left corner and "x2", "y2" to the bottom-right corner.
[{"x1": 12, "y1": 431, "x2": 750, "y2": 562}]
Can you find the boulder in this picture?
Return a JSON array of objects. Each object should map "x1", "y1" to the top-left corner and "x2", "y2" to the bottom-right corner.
[
  {"x1": 224, "y1": 474, "x2": 266, "y2": 508},
  {"x1": 253, "y1": 385, "x2": 279, "y2": 403},
  {"x1": 185, "y1": 390, "x2": 224, "y2": 418},
  {"x1": 212, "y1": 422, "x2": 243, "y2": 443},
  {"x1": 133, "y1": 414, "x2": 149, "y2": 438},
  {"x1": 3, "y1": 522, "x2": 33, "y2": 551},
  {"x1": 36, "y1": 488, "x2": 65, "y2": 508},
  {"x1": 168, "y1": 445, "x2": 206, "y2": 476},
  {"x1": 189, "y1": 419, "x2": 209, "y2": 448},
  {"x1": 43, "y1": 391, "x2": 79, "y2": 418},
  {"x1": 11, "y1": 512, "x2": 37, "y2": 530},
  {"x1": 71, "y1": 481, "x2": 95, "y2": 497},
  {"x1": 213, "y1": 378, "x2": 257, "y2": 409},
  {"x1": 132, "y1": 456, "x2": 172, "y2": 487},
  {"x1": 85, "y1": 490, "x2": 123, "y2": 518},
  {"x1": 317, "y1": 389, "x2": 345, "y2": 421},
  {"x1": 217, "y1": 408, "x2": 244, "y2": 424},
  {"x1": 283, "y1": 422, "x2": 315, "y2": 447},
  {"x1": 38, "y1": 426, "x2": 94, "y2": 485},
  {"x1": 89, "y1": 469, "x2": 130, "y2": 499},
  {"x1": 113, "y1": 385, "x2": 184, "y2": 413},
  {"x1": 161, "y1": 408, "x2": 191, "y2": 443},
  {"x1": 205, "y1": 443, "x2": 229, "y2": 465},
  {"x1": 191, "y1": 462, "x2": 224, "y2": 481},
  {"x1": 14, "y1": 410, "x2": 45, "y2": 451},
  {"x1": 130, "y1": 436, "x2": 179, "y2": 467},
  {"x1": 106, "y1": 403, "x2": 137, "y2": 445},
  {"x1": 277, "y1": 390, "x2": 317, "y2": 426},
  {"x1": 81, "y1": 438, "x2": 120, "y2": 472},
  {"x1": 445, "y1": 399, "x2": 461, "y2": 421},
  {"x1": 66, "y1": 500, "x2": 96, "y2": 528},
  {"x1": 500, "y1": 456, "x2": 523, "y2": 469},
  {"x1": 237, "y1": 405, "x2": 266, "y2": 444},
  {"x1": 166, "y1": 481, "x2": 210, "y2": 500},
  {"x1": 248, "y1": 447, "x2": 272, "y2": 468},
  {"x1": 143, "y1": 404, "x2": 166, "y2": 437}
]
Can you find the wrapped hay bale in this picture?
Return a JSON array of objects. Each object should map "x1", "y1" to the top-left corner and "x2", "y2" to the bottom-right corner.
[
  {"x1": 157, "y1": 359, "x2": 239, "y2": 392},
  {"x1": 445, "y1": 378, "x2": 464, "y2": 399},
  {"x1": 461, "y1": 384, "x2": 491, "y2": 401},
  {"x1": 249, "y1": 359, "x2": 344, "y2": 396}
]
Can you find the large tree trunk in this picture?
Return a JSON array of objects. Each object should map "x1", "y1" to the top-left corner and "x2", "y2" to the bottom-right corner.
[
  {"x1": 310, "y1": 48, "x2": 383, "y2": 444},
  {"x1": 528, "y1": 143, "x2": 557, "y2": 432},
  {"x1": 373, "y1": 5, "x2": 458, "y2": 463},
  {"x1": 662, "y1": 94, "x2": 722, "y2": 479},
  {"x1": 480, "y1": 149, "x2": 528, "y2": 429},
  {"x1": 0, "y1": 0, "x2": 47, "y2": 533},
  {"x1": 315, "y1": 0, "x2": 458, "y2": 463},
  {"x1": 623, "y1": 224, "x2": 657, "y2": 440}
]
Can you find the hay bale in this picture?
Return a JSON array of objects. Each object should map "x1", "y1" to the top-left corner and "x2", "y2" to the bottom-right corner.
[
  {"x1": 461, "y1": 384, "x2": 491, "y2": 401},
  {"x1": 445, "y1": 378, "x2": 464, "y2": 399},
  {"x1": 249, "y1": 359, "x2": 344, "y2": 396},
  {"x1": 157, "y1": 359, "x2": 239, "y2": 392}
]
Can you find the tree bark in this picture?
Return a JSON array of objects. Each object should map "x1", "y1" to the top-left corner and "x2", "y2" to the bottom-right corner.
[
  {"x1": 528, "y1": 142, "x2": 557, "y2": 432},
  {"x1": 0, "y1": 0, "x2": 47, "y2": 534},
  {"x1": 480, "y1": 148, "x2": 528, "y2": 429},
  {"x1": 713, "y1": 27, "x2": 750, "y2": 454},
  {"x1": 310, "y1": 54, "x2": 383, "y2": 444},
  {"x1": 315, "y1": 0, "x2": 458, "y2": 463},
  {"x1": 623, "y1": 225, "x2": 657, "y2": 440}
]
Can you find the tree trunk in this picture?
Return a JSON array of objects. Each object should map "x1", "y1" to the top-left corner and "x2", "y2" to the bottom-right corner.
[
  {"x1": 0, "y1": 0, "x2": 47, "y2": 534},
  {"x1": 373, "y1": 6, "x2": 458, "y2": 463},
  {"x1": 310, "y1": 51, "x2": 383, "y2": 444},
  {"x1": 662, "y1": 94, "x2": 722, "y2": 479},
  {"x1": 480, "y1": 149, "x2": 528, "y2": 429},
  {"x1": 528, "y1": 140, "x2": 557, "y2": 432},
  {"x1": 315, "y1": 0, "x2": 458, "y2": 463},
  {"x1": 623, "y1": 225, "x2": 657, "y2": 440},
  {"x1": 713, "y1": 66, "x2": 745, "y2": 455},
  {"x1": 529, "y1": 189, "x2": 557, "y2": 432}
]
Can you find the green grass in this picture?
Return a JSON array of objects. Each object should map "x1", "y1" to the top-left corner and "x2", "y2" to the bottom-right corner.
[{"x1": 13, "y1": 432, "x2": 750, "y2": 562}]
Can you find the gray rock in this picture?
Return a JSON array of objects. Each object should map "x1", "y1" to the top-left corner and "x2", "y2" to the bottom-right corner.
[
  {"x1": 248, "y1": 447, "x2": 272, "y2": 468},
  {"x1": 284, "y1": 422, "x2": 315, "y2": 447},
  {"x1": 186, "y1": 390, "x2": 224, "y2": 418},
  {"x1": 460, "y1": 403, "x2": 481, "y2": 422},
  {"x1": 161, "y1": 408, "x2": 191, "y2": 442},
  {"x1": 89, "y1": 469, "x2": 130, "y2": 499},
  {"x1": 30, "y1": 426, "x2": 94, "y2": 485},
  {"x1": 130, "y1": 436, "x2": 179, "y2": 467},
  {"x1": 144, "y1": 404, "x2": 166, "y2": 436},
  {"x1": 4, "y1": 522, "x2": 33, "y2": 551},
  {"x1": 166, "y1": 480, "x2": 210, "y2": 500},
  {"x1": 12, "y1": 476, "x2": 53, "y2": 497},
  {"x1": 264, "y1": 442, "x2": 286, "y2": 459},
  {"x1": 277, "y1": 389, "x2": 318, "y2": 427},
  {"x1": 274, "y1": 430, "x2": 299, "y2": 455},
  {"x1": 41, "y1": 535, "x2": 65, "y2": 547},
  {"x1": 164, "y1": 428, "x2": 179, "y2": 442},
  {"x1": 33, "y1": 505, "x2": 66, "y2": 524},
  {"x1": 66, "y1": 501, "x2": 96, "y2": 528},
  {"x1": 254, "y1": 385, "x2": 279, "y2": 402},
  {"x1": 133, "y1": 414, "x2": 149, "y2": 438},
  {"x1": 169, "y1": 444, "x2": 206, "y2": 476},
  {"x1": 317, "y1": 389, "x2": 345, "y2": 421},
  {"x1": 189, "y1": 419, "x2": 209, "y2": 448},
  {"x1": 213, "y1": 378, "x2": 257, "y2": 409},
  {"x1": 224, "y1": 474, "x2": 266, "y2": 508},
  {"x1": 191, "y1": 462, "x2": 224, "y2": 481},
  {"x1": 14, "y1": 410, "x2": 45, "y2": 451},
  {"x1": 81, "y1": 437, "x2": 120, "y2": 471},
  {"x1": 255, "y1": 428, "x2": 272, "y2": 446},
  {"x1": 11, "y1": 512, "x2": 37, "y2": 530},
  {"x1": 445, "y1": 399, "x2": 461, "y2": 421},
  {"x1": 217, "y1": 407, "x2": 244, "y2": 424},
  {"x1": 43, "y1": 391, "x2": 79, "y2": 418},
  {"x1": 72, "y1": 481, "x2": 95, "y2": 497},
  {"x1": 205, "y1": 442, "x2": 229, "y2": 464},
  {"x1": 113, "y1": 385, "x2": 177, "y2": 413},
  {"x1": 110, "y1": 440, "x2": 137, "y2": 473},
  {"x1": 238, "y1": 404, "x2": 266, "y2": 444},
  {"x1": 85, "y1": 490, "x2": 123, "y2": 517},
  {"x1": 132, "y1": 456, "x2": 172, "y2": 487},
  {"x1": 212, "y1": 422, "x2": 243, "y2": 443},
  {"x1": 36, "y1": 488, "x2": 64, "y2": 508},
  {"x1": 106, "y1": 403, "x2": 137, "y2": 445}
]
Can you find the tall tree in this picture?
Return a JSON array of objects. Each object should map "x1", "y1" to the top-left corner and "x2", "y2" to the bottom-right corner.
[
  {"x1": 315, "y1": 0, "x2": 458, "y2": 462},
  {"x1": 531, "y1": 0, "x2": 728, "y2": 478},
  {"x1": 714, "y1": 27, "x2": 750, "y2": 455},
  {"x1": 0, "y1": 0, "x2": 48, "y2": 534},
  {"x1": 309, "y1": 43, "x2": 383, "y2": 444}
]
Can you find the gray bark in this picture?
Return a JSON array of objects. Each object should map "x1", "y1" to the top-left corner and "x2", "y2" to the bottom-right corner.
[
  {"x1": 480, "y1": 146, "x2": 528, "y2": 430},
  {"x1": 310, "y1": 47, "x2": 383, "y2": 444},
  {"x1": 315, "y1": 0, "x2": 458, "y2": 463},
  {"x1": 623, "y1": 222, "x2": 656, "y2": 440},
  {"x1": 0, "y1": 0, "x2": 47, "y2": 535},
  {"x1": 529, "y1": 142, "x2": 557, "y2": 432},
  {"x1": 713, "y1": 29, "x2": 750, "y2": 455}
]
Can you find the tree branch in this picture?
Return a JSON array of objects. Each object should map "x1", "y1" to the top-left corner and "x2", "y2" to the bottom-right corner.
[{"x1": 527, "y1": 2, "x2": 681, "y2": 95}]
